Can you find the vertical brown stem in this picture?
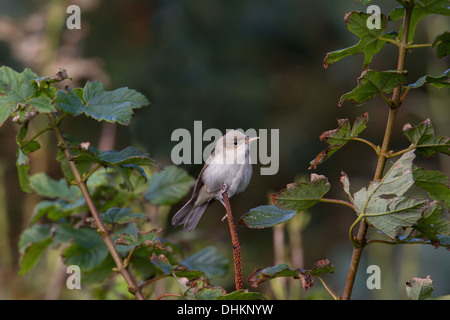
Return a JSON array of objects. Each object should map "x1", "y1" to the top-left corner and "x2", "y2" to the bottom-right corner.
[
  {"x1": 49, "y1": 115, "x2": 145, "y2": 300},
  {"x1": 221, "y1": 188, "x2": 244, "y2": 291},
  {"x1": 342, "y1": 2, "x2": 413, "y2": 300}
]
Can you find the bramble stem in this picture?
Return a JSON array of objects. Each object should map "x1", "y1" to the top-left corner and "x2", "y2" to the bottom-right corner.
[
  {"x1": 221, "y1": 186, "x2": 244, "y2": 291},
  {"x1": 48, "y1": 114, "x2": 145, "y2": 300},
  {"x1": 342, "y1": 2, "x2": 413, "y2": 300}
]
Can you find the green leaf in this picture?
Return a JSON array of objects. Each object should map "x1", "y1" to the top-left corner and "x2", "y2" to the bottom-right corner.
[
  {"x1": 19, "y1": 237, "x2": 52, "y2": 275},
  {"x1": 432, "y1": 31, "x2": 450, "y2": 58},
  {"x1": 216, "y1": 290, "x2": 264, "y2": 300},
  {"x1": 54, "y1": 81, "x2": 149, "y2": 125},
  {"x1": 407, "y1": 69, "x2": 450, "y2": 89},
  {"x1": 412, "y1": 201, "x2": 450, "y2": 245},
  {"x1": 29, "y1": 173, "x2": 81, "y2": 201},
  {"x1": 406, "y1": 276, "x2": 434, "y2": 300},
  {"x1": 271, "y1": 174, "x2": 330, "y2": 212},
  {"x1": 389, "y1": 1, "x2": 450, "y2": 43},
  {"x1": 324, "y1": 12, "x2": 389, "y2": 68},
  {"x1": 177, "y1": 276, "x2": 226, "y2": 300},
  {"x1": 74, "y1": 145, "x2": 159, "y2": 170},
  {"x1": 18, "y1": 224, "x2": 52, "y2": 275},
  {"x1": 351, "y1": 150, "x2": 427, "y2": 238},
  {"x1": 181, "y1": 246, "x2": 229, "y2": 279},
  {"x1": 55, "y1": 225, "x2": 109, "y2": 271},
  {"x1": 15, "y1": 122, "x2": 41, "y2": 193},
  {"x1": 0, "y1": 67, "x2": 55, "y2": 126},
  {"x1": 238, "y1": 205, "x2": 296, "y2": 228},
  {"x1": 309, "y1": 113, "x2": 369, "y2": 169},
  {"x1": 247, "y1": 259, "x2": 335, "y2": 290},
  {"x1": 402, "y1": 118, "x2": 450, "y2": 157},
  {"x1": 98, "y1": 207, "x2": 149, "y2": 225},
  {"x1": 413, "y1": 166, "x2": 450, "y2": 209},
  {"x1": 339, "y1": 70, "x2": 406, "y2": 107},
  {"x1": 145, "y1": 165, "x2": 195, "y2": 205}
]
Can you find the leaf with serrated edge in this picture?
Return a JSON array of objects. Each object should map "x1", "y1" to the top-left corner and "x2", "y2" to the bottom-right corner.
[
  {"x1": 413, "y1": 166, "x2": 450, "y2": 209},
  {"x1": 55, "y1": 81, "x2": 149, "y2": 125},
  {"x1": 389, "y1": 1, "x2": 450, "y2": 43},
  {"x1": 339, "y1": 70, "x2": 405, "y2": 107},
  {"x1": 353, "y1": 150, "x2": 427, "y2": 238},
  {"x1": 309, "y1": 113, "x2": 368, "y2": 169},
  {"x1": 324, "y1": 12, "x2": 388, "y2": 68},
  {"x1": 272, "y1": 174, "x2": 330, "y2": 211},
  {"x1": 402, "y1": 118, "x2": 450, "y2": 157}
]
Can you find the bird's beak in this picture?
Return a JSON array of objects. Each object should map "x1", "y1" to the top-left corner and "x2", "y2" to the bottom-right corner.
[{"x1": 247, "y1": 136, "x2": 259, "y2": 144}]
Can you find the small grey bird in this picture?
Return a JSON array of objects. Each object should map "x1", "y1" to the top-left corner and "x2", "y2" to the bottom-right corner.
[{"x1": 172, "y1": 130, "x2": 259, "y2": 232}]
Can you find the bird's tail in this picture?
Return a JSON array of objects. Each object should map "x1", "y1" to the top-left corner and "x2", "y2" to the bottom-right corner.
[{"x1": 172, "y1": 199, "x2": 209, "y2": 232}]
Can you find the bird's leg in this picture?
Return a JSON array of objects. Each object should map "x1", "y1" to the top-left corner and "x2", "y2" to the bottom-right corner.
[{"x1": 220, "y1": 184, "x2": 228, "y2": 221}]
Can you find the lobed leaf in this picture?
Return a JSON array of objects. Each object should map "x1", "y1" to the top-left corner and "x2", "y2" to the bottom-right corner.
[
  {"x1": 339, "y1": 70, "x2": 406, "y2": 107},
  {"x1": 324, "y1": 12, "x2": 389, "y2": 68},
  {"x1": 413, "y1": 166, "x2": 450, "y2": 209},
  {"x1": 402, "y1": 118, "x2": 450, "y2": 157},
  {"x1": 238, "y1": 205, "x2": 296, "y2": 228},
  {"x1": 309, "y1": 113, "x2": 369, "y2": 169},
  {"x1": 54, "y1": 81, "x2": 149, "y2": 125},
  {"x1": 0, "y1": 67, "x2": 55, "y2": 126},
  {"x1": 351, "y1": 150, "x2": 427, "y2": 238},
  {"x1": 389, "y1": 0, "x2": 450, "y2": 43},
  {"x1": 411, "y1": 201, "x2": 450, "y2": 246},
  {"x1": 271, "y1": 174, "x2": 330, "y2": 212}
]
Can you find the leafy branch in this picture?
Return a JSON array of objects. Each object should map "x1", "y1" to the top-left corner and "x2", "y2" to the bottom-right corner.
[{"x1": 239, "y1": 0, "x2": 450, "y2": 300}]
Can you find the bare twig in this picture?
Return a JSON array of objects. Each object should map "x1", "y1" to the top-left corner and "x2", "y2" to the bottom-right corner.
[{"x1": 221, "y1": 185, "x2": 244, "y2": 291}]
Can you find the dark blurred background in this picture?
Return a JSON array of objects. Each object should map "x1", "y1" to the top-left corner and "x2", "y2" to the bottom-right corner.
[{"x1": 0, "y1": 0, "x2": 448, "y2": 299}]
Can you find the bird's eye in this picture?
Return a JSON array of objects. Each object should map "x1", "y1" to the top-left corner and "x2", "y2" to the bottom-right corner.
[{"x1": 233, "y1": 137, "x2": 238, "y2": 146}]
